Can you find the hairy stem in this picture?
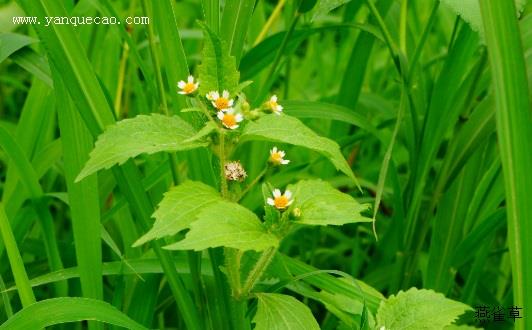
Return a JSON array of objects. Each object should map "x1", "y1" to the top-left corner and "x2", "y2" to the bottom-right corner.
[{"x1": 240, "y1": 247, "x2": 277, "y2": 298}]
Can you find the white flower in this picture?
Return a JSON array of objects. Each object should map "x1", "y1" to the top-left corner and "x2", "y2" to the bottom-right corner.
[
  {"x1": 267, "y1": 189, "x2": 293, "y2": 210},
  {"x1": 207, "y1": 90, "x2": 234, "y2": 110},
  {"x1": 217, "y1": 108, "x2": 243, "y2": 129},
  {"x1": 177, "y1": 75, "x2": 199, "y2": 95},
  {"x1": 269, "y1": 147, "x2": 290, "y2": 165},
  {"x1": 265, "y1": 95, "x2": 283, "y2": 115}
]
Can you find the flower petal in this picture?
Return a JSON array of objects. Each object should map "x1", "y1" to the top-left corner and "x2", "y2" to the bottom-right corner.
[
  {"x1": 273, "y1": 189, "x2": 281, "y2": 197},
  {"x1": 217, "y1": 111, "x2": 225, "y2": 120},
  {"x1": 267, "y1": 198, "x2": 275, "y2": 206}
]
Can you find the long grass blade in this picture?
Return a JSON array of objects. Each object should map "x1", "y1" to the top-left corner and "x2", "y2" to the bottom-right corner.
[{"x1": 480, "y1": 1, "x2": 532, "y2": 329}]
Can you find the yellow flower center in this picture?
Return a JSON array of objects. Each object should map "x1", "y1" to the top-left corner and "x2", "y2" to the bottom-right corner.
[
  {"x1": 215, "y1": 97, "x2": 230, "y2": 109},
  {"x1": 182, "y1": 82, "x2": 196, "y2": 94},
  {"x1": 267, "y1": 100, "x2": 277, "y2": 110},
  {"x1": 274, "y1": 195, "x2": 289, "y2": 209},
  {"x1": 270, "y1": 152, "x2": 283, "y2": 163},
  {"x1": 222, "y1": 114, "x2": 237, "y2": 127}
]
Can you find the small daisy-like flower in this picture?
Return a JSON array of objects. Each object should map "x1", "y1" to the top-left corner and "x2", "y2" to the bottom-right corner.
[
  {"x1": 269, "y1": 147, "x2": 290, "y2": 165},
  {"x1": 207, "y1": 90, "x2": 234, "y2": 110},
  {"x1": 265, "y1": 95, "x2": 283, "y2": 115},
  {"x1": 224, "y1": 161, "x2": 247, "y2": 181},
  {"x1": 267, "y1": 189, "x2": 293, "y2": 210},
  {"x1": 177, "y1": 75, "x2": 199, "y2": 95},
  {"x1": 217, "y1": 108, "x2": 243, "y2": 129}
]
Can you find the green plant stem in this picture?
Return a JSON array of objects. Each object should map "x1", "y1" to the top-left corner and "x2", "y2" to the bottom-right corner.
[
  {"x1": 399, "y1": 0, "x2": 408, "y2": 56},
  {"x1": 240, "y1": 247, "x2": 277, "y2": 298},
  {"x1": 0, "y1": 203, "x2": 35, "y2": 307},
  {"x1": 365, "y1": 0, "x2": 400, "y2": 71},
  {"x1": 237, "y1": 167, "x2": 268, "y2": 202},
  {"x1": 219, "y1": 130, "x2": 228, "y2": 198},
  {"x1": 254, "y1": 0, "x2": 286, "y2": 46},
  {"x1": 258, "y1": 11, "x2": 301, "y2": 103}
]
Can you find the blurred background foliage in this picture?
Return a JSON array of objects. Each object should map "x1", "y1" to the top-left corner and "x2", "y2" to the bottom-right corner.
[{"x1": 0, "y1": 0, "x2": 531, "y2": 329}]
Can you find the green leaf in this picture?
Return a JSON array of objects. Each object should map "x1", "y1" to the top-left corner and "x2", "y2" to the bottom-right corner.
[
  {"x1": 0, "y1": 32, "x2": 37, "y2": 63},
  {"x1": 253, "y1": 293, "x2": 320, "y2": 330},
  {"x1": 288, "y1": 180, "x2": 371, "y2": 226},
  {"x1": 241, "y1": 115, "x2": 359, "y2": 186},
  {"x1": 440, "y1": 0, "x2": 526, "y2": 39},
  {"x1": 197, "y1": 21, "x2": 240, "y2": 96},
  {"x1": 376, "y1": 288, "x2": 472, "y2": 330},
  {"x1": 133, "y1": 181, "x2": 222, "y2": 246},
  {"x1": 0, "y1": 297, "x2": 147, "y2": 329},
  {"x1": 77, "y1": 114, "x2": 207, "y2": 181},
  {"x1": 164, "y1": 201, "x2": 278, "y2": 251},
  {"x1": 183, "y1": 121, "x2": 218, "y2": 143},
  {"x1": 135, "y1": 181, "x2": 278, "y2": 251},
  {"x1": 311, "y1": 0, "x2": 352, "y2": 21}
]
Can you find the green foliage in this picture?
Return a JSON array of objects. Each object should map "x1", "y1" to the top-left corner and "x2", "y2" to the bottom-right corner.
[
  {"x1": 440, "y1": 0, "x2": 526, "y2": 38},
  {"x1": 134, "y1": 181, "x2": 222, "y2": 246},
  {"x1": 0, "y1": 32, "x2": 37, "y2": 63},
  {"x1": 0, "y1": 298, "x2": 147, "y2": 329},
  {"x1": 76, "y1": 114, "x2": 207, "y2": 181},
  {"x1": 376, "y1": 288, "x2": 472, "y2": 330},
  {"x1": 241, "y1": 114, "x2": 359, "y2": 186},
  {"x1": 2, "y1": 0, "x2": 530, "y2": 328},
  {"x1": 288, "y1": 180, "x2": 371, "y2": 226},
  {"x1": 253, "y1": 293, "x2": 320, "y2": 330},
  {"x1": 197, "y1": 21, "x2": 240, "y2": 95},
  {"x1": 311, "y1": 0, "x2": 352, "y2": 21},
  {"x1": 164, "y1": 201, "x2": 278, "y2": 251}
]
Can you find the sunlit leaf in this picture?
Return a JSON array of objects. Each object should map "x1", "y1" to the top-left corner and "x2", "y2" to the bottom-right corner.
[
  {"x1": 197, "y1": 21, "x2": 240, "y2": 96},
  {"x1": 253, "y1": 293, "x2": 320, "y2": 330},
  {"x1": 376, "y1": 288, "x2": 472, "y2": 330},
  {"x1": 0, "y1": 297, "x2": 147, "y2": 329},
  {"x1": 133, "y1": 181, "x2": 222, "y2": 246},
  {"x1": 77, "y1": 114, "x2": 207, "y2": 181},
  {"x1": 241, "y1": 115, "x2": 359, "y2": 186},
  {"x1": 288, "y1": 180, "x2": 371, "y2": 226},
  {"x1": 164, "y1": 201, "x2": 278, "y2": 251}
]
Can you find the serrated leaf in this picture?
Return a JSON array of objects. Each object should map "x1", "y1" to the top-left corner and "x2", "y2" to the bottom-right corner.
[
  {"x1": 197, "y1": 21, "x2": 240, "y2": 96},
  {"x1": 288, "y1": 180, "x2": 371, "y2": 226},
  {"x1": 311, "y1": 0, "x2": 352, "y2": 21},
  {"x1": 77, "y1": 114, "x2": 207, "y2": 181},
  {"x1": 164, "y1": 201, "x2": 278, "y2": 251},
  {"x1": 253, "y1": 293, "x2": 320, "y2": 330},
  {"x1": 133, "y1": 181, "x2": 222, "y2": 246},
  {"x1": 241, "y1": 115, "x2": 359, "y2": 186},
  {"x1": 134, "y1": 181, "x2": 278, "y2": 251},
  {"x1": 376, "y1": 288, "x2": 472, "y2": 330},
  {"x1": 440, "y1": 0, "x2": 525, "y2": 40}
]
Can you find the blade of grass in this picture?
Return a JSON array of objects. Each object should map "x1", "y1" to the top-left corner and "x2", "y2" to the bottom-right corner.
[
  {"x1": 15, "y1": 1, "x2": 202, "y2": 328},
  {"x1": 480, "y1": 1, "x2": 532, "y2": 329},
  {"x1": 220, "y1": 0, "x2": 255, "y2": 63},
  {"x1": 0, "y1": 203, "x2": 35, "y2": 307},
  {"x1": 0, "y1": 125, "x2": 66, "y2": 297},
  {"x1": 0, "y1": 297, "x2": 147, "y2": 330},
  {"x1": 54, "y1": 70, "x2": 103, "y2": 330}
]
